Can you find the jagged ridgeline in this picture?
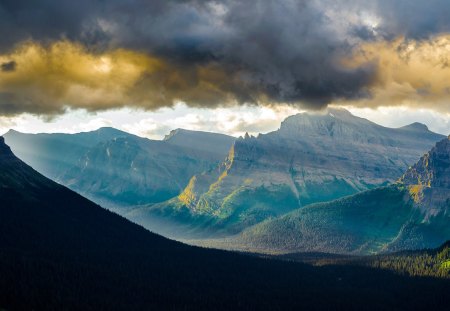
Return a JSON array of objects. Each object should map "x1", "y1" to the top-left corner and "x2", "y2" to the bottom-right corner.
[
  {"x1": 231, "y1": 136, "x2": 450, "y2": 255},
  {"x1": 129, "y1": 109, "x2": 445, "y2": 237}
]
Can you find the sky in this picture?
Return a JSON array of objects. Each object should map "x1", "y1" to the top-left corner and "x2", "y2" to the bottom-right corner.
[{"x1": 0, "y1": 0, "x2": 449, "y2": 138}]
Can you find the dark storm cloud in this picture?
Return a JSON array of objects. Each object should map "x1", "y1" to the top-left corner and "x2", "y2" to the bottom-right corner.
[
  {"x1": 0, "y1": 0, "x2": 98, "y2": 50},
  {"x1": 1, "y1": 0, "x2": 450, "y2": 114},
  {"x1": 1, "y1": 60, "x2": 15, "y2": 72},
  {"x1": 373, "y1": 0, "x2": 450, "y2": 39}
]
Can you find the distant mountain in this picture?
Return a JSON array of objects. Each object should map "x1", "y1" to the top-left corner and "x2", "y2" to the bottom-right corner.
[
  {"x1": 4, "y1": 128, "x2": 235, "y2": 210},
  {"x1": 3, "y1": 127, "x2": 131, "y2": 180},
  {"x1": 3, "y1": 136, "x2": 448, "y2": 310},
  {"x1": 164, "y1": 128, "x2": 235, "y2": 156},
  {"x1": 130, "y1": 109, "x2": 445, "y2": 236},
  {"x1": 231, "y1": 136, "x2": 450, "y2": 255}
]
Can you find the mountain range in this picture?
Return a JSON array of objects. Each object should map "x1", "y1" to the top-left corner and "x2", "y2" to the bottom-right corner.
[
  {"x1": 129, "y1": 108, "x2": 445, "y2": 237},
  {"x1": 3, "y1": 136, "x2": 449, "y2": 310},
  {"x1": 3, "y1": 109, "x2": 448, "y2": 246},
  {"x1": 227, "y1": 135, "x2": 450, "y2": 255},
  {"x1": 4, "y1": 127, "x2": 234, "y2": 211}
]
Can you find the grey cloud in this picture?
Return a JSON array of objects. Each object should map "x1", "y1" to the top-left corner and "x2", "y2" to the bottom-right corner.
[
  {"x1": 373, "y1": 0, "x2": 450, "y2": 39},
  {"x1": 0, "y1": 0, "x2": 450, "y2": 114}
]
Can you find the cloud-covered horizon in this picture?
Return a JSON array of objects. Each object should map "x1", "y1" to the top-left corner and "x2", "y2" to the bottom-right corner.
[{"x1": 0, "y1": 0, "x2": 449, "y2": 116}]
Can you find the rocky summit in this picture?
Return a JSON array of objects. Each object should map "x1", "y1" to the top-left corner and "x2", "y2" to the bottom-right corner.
[
  {"x1": 401, "y1": 135, "x2": 450, "y2": 188},
  {"x1": 399, "y1": 135, "x2": 450, "y2": 219}
]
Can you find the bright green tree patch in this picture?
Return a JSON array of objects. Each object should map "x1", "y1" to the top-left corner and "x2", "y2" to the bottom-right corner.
[{"x1": 440, "y1": 260, "x2": 450, "y2": 270}]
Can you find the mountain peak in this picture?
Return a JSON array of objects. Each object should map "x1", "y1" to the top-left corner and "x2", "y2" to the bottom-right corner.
[
  {"x1": 326, "y1": 107, "x2": 353, "y2": 117},
  {"x1": 277, "y1": 107, "x2": 376, "y2": 140},
  {"x1": 163, "y1": 128, "x2": 184, "y2": 141},
  {"x1": 4, "y1": 129, "x2": 20, "y2": 135},
  {"x1": 93, "y1": 127, "x2": 128, "y2": 135},
  {"x1": 288, "y1": 107, "x2": 353, "y2": 119},
  {"x1": 163, "y1": 128, "x2": 234, "y2": 141},
  {"x1": 400, "y1": 136, "x2": 450, "y2": 188},
  {"x1": 96, "y1": 126, "x2": 117, "y2": 131},
  {"x1": 162, "y1": 128, "x2": 235, "y2": 157},
  {"x1": 163, "y1": 128, "x2": 234, "y2": 148},
  {"x1": 281, "y1": 107, "x2": 362, "y2": 126},
  {"x1": 401, "y1": 122, "x2": 430, "y2": 132},
  {"x1": 4, "y1": 127, "x2": 129, "y2": 138}
]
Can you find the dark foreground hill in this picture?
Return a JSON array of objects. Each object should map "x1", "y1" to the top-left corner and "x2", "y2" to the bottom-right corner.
[{"x1": 1, "y1": 137, "x2": 450, "y2": 310}]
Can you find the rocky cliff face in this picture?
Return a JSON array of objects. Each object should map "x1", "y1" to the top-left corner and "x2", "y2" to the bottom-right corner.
[
  {"x1": 398, "y1": 136, "x2": 450, "y2": 219},
  {"x1": 400, "y1": 136, "x2": 450, "y2": 188},
  {"x1": 133, "y1": 109, "x2": 445, "y2": 236}
]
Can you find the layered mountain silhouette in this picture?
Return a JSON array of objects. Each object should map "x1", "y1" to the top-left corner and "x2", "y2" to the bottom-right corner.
[
  {"x1": 4, "y1": 128, "x2": 234, "y2": 210},
  {"x1": 231, "y1": 136, "x2": 450, "y2": 255},
  {"x1": 130, "y1": 109, "x2": 445, "y2": 237},
  {"x1": 4, "y1": 136, "x2": 449, "y2": 310}
]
